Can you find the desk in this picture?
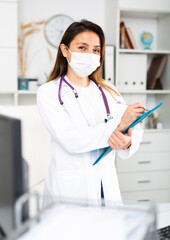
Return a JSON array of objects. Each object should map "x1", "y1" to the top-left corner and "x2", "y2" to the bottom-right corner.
[
  {"x1": 16, "y1": 202, "x2": 155, "y2": 240},
  {"x1": 157, "y1": 203, "x2": 170, "y2": 229}
]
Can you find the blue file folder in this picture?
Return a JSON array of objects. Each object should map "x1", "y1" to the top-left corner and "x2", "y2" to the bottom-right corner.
[{"x1": 93, "y1": 103, "x2": 163, "y2": 166}]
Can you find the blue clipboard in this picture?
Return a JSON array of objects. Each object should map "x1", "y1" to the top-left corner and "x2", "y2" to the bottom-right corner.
[{"x1": 92, "y1": 103, "x2": 163, "y2": 166}]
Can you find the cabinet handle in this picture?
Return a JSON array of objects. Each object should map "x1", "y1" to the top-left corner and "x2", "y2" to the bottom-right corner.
[
  {"x1": 137, "y1": 199, "x2": 150, "y2": 202},
  {"x1": 138, "y1": 180, "x2": 151, "y2": 184},
  {"x1": 141, "y1": 141, "x2": 152, "y2": 145},
  {"x1": 138, "y1": 161, "x2": 151, "y2": 164}
]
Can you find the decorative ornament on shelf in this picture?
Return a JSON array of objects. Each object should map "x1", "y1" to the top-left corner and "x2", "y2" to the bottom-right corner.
[
  {"x1": 18, "y1": 20, "x2": 53, "y2": 90},
  {"x1": 140, "y1": 32, "x2": 153, "y2": 50},
  {"x1": 148, "y1": 112, "x2": 161, "y2": 129}
]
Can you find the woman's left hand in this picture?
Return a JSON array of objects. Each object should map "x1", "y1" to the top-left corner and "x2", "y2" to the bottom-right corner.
[{"x1": 108, "y1": 128, "x2": 132, "y2": 150}]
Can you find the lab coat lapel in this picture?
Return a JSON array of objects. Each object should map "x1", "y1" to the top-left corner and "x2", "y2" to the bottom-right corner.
[
  {"x1": 91, "y1": 80, "x2": 101, "y2": 99},
  {"x1": 78, "y1": 81, "x2": 102, "y2": 127},
  {"x1": 77, "y1": 95, "x2": 96, "y2": 127}
]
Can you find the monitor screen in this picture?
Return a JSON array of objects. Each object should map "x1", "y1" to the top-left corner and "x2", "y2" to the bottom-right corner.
[{"x1": 0, "y1": 114, "x2": 28, "y2": 239}]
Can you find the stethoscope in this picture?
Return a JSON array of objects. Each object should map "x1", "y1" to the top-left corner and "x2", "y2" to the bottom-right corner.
[{"x1": 58, "y1": 75, "x2": 113, "y2": 123}]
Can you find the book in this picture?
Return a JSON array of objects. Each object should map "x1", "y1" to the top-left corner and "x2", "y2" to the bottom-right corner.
[
  {"x1": 147, "y1": 56, "x2": 167, "y2": 89},
  {"x1": 126, "y1": 27, "x2": 137, "y2": 49},
  {"x1": 120, "y1": 22, "x2": 133, "y2": 49},
  {"x1": 92, "y1": 103, "x2": 163, "y2": 166},
  {"x1": 120, "y1": 22, "x2": 126, "y2": 49},
  {"x1": 124, "y1": 29, "x2": 133, "y2": 49}
]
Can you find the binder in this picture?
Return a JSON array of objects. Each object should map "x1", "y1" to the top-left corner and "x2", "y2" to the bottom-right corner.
[
  {"x1": 147, "y1": 56, "x2": 167, "y2": 89},
  {"x1": 118, "y1": 54, "x2": 147, "y2": 91},
  {"x1": 104, "y1": 45, "x2": 115, "y2": 83},
  {"x1": 93, "y1": 103, "x2": 163, "y2": 166}
]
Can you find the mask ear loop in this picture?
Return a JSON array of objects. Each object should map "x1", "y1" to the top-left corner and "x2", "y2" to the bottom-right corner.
[
  {"x1": 66, "y1": 46, "x2": 72, "y2": 54},
  {"x1": 65, "y1": 46, "x2": 72, "y2": 63}
]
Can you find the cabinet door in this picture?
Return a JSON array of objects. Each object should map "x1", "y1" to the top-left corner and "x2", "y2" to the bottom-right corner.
[
  {"x1": 121, "y1": 189, "x2": 170, "y2": 203},
  {"x1": 0, "y1": 48, "x2": 17, "y2": 92},
  {"x1": 139, "y1": 132, "x2": 170, "y2": 152},
  {"x1": 0, "y1": 2, "x2": 17, "y2": 47},
  {"x1": 118, "y1": 171, "x2": 170, "y2": 191},
  {"x1": 116, "y1": 151, "x2": 170, "y2": 173}
]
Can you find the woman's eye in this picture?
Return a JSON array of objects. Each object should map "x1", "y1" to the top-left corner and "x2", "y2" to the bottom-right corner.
[
  {"x1": 79, "y1": 46, "x2": 85, "y2": 50},
  {"x1": 93, "y1": 49, "x2": 100, "y2": 53}
]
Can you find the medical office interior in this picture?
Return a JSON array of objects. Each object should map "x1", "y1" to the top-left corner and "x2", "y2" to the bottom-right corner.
[{"x1": 0, "y1": 0, "x2": 170, "y2": 239}]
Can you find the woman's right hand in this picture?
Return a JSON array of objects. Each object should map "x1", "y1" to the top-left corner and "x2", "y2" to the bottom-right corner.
[{"x1": 117, "y1": 103, "x2": 146, "y2": 132}]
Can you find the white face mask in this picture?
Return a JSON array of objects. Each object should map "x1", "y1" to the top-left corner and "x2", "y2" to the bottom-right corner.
[{"x1": 66, "y1": 47, "x2": 101, "y2": 77}]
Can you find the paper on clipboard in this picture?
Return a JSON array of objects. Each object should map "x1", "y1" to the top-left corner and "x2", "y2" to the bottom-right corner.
[{"x1": 93, "y1": 102, "x2": 163, "y2": 166}]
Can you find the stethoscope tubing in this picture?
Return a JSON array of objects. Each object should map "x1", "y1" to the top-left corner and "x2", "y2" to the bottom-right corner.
[{"x1": 58, "y1": 75, "x2": 113, "y2": 122}]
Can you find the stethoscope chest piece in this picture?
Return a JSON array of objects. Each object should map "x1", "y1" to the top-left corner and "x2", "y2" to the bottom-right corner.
[{"x1": 104, "y1": 114, "x2": 113, "y2": 123}]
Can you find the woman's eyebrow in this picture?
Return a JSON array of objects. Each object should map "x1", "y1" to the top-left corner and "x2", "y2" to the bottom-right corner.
[
  {"x1": 76, "y1": 42, "x2": 88, "y2": 46},
  {"x1": 76, "y1": 42, "x2": 100, "y2": 48}
]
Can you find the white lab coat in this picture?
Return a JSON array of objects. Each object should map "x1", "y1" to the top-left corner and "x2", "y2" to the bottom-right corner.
[{"x1": 37, "y1": 76, "x2": 143, "y2": 207}]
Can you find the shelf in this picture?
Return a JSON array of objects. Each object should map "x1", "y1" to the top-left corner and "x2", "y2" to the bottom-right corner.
[
  {"x1": 17, "y1": 90, "x2": 37, "y2": 95},
  {"x1": 120, "y1": 90, "x2": 170, "y2": 94},
  {"x1": 0, "y1": 91, "x2": 15, "y2": 94},
  {"x1": 119, "y1": 49, "x2": 170, "y2": 54},
  {"x1": 120, "y1": 9, "x2": 170, "y2": 19}
]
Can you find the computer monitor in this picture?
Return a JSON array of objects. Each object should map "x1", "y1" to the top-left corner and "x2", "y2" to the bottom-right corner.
[{"x1": 0, "y1": 114, "x2": 29, "y2": 239}]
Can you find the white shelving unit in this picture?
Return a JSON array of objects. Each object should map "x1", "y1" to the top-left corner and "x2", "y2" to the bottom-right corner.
[
  {"x1": 106, "y1": 0, "x2": 170, "y2": 203},
  {"x1": 0, "y1": 91, "x2": 37, "y2": 106},
  {"x1": 0, "y1": 0, "x2": 38, "y2": 106},
  {"x1": 116, "y1": 6, "x2": 170, "y2": 128},
  {"x1": 16, "y1": 91, "x2": 37, "y2": 106}
]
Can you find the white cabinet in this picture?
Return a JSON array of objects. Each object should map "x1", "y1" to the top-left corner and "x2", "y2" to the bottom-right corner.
[
  {"x1": 0, "y1": 0, "x2": 18, "y2": 105},
  {"x1": 0, "y1": 0, "x2": 40, "y2": 106},
  {"x1": 0, "y1": 48, "x2": 17, "y2": 92},
  {"x1": 0, "y1": 2, "x2": 17, "y2": 47},
  {"x1": 0, "y1": 0, "x2": 35, "y2": 106},
  {"x1": 105, "y1": 0, "x2": 170, "y2": 203},
  {"x1": 116, "y1": 130, "x2": 170, "y2": 203}
]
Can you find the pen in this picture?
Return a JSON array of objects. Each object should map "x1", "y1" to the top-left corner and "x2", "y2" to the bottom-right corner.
[{"x1": 117, "y1": 101, "x2": 149, "y2": 111}]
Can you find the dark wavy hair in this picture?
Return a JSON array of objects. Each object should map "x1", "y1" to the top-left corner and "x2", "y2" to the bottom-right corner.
[{"x1": 47, "y1": 19, "x2": 119, "y2": 98}]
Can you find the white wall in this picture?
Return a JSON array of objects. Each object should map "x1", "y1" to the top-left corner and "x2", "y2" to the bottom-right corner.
[{"x1": 18, "y1": 0, "x2": 106, "y2": 84}]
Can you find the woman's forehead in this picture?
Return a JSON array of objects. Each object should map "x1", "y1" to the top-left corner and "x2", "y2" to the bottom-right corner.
[{"x1": 71, "y1": 31, "x2": 100, "y2": 46}]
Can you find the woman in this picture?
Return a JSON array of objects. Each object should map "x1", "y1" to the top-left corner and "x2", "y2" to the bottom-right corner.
[{"x1": 37, "y1": 19, "x2": 145, "y2": 207}]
